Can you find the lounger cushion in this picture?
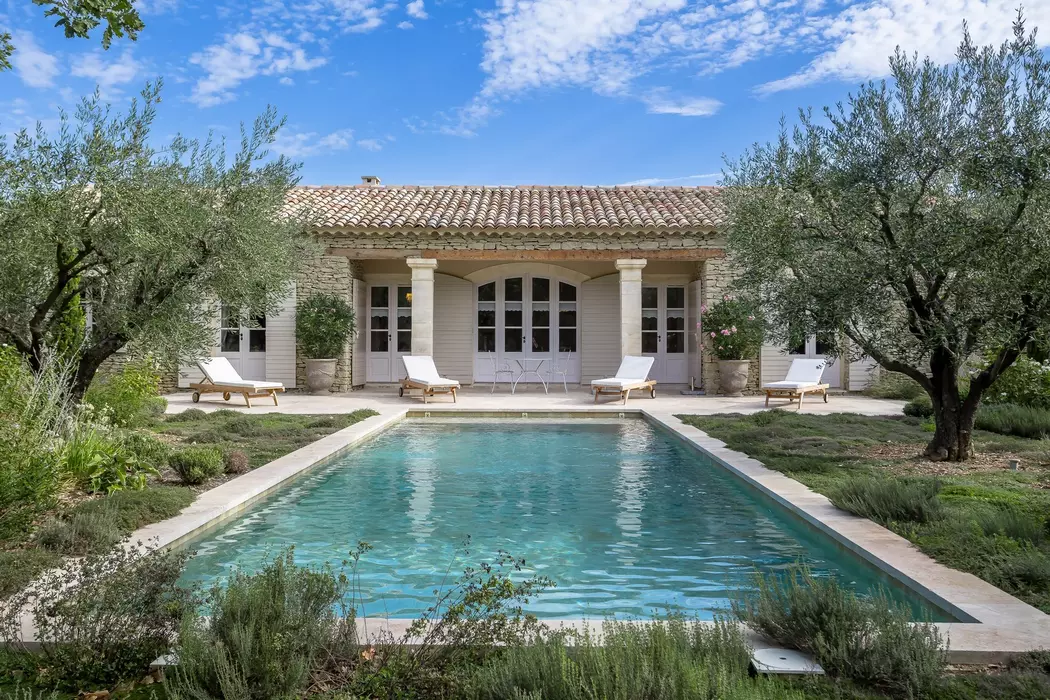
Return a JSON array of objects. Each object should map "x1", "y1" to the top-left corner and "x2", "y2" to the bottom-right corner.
[
  {"x1": 763, "y1": 380, "x2": 824, "y2": 390},
  {"x1": 591, "y1": 355, "x2": 655, "y2": 388},
  {"x1": 196, "y1": 357, "x2": 284, "y2": 390},
  {"x1": 402, "y1": 356, "x2": 458, "y2": 388},
  {"x1": 592, "y1": 378, "x2": 650, "y2": 389},
  {"x1": 783, "y1": 358, "x2": 828, "y2": 384}
]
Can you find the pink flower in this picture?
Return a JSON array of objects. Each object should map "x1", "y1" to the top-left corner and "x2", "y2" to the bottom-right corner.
[
  {"x1": 723, "y1": 294, "x2": 730, "y2": 301},
  {"x1": 747, "y1": 315, "x2": 755, "y2": 321},
  {"x1": 700, "y1": 304, "x2": 708, "y2": 313},
  {"x1": 721, "y1": 329, "x2": 731, "y2": 336},
  {"x1": 696, "y1": 322, "x2": 702, "y2": 329},
  {"x1": 710, "y1": 332, "x2": 716, "y2": 338},
  {"x1": 731, "y1": 326, "x2": 737, "y2": 333}
]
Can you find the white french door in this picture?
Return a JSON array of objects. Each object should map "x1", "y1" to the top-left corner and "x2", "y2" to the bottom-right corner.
[
  {"x1": 219, "y1": 305, "x2": 267, "y2": 380},
  {"x1": 789, "y1": 334, "x2": 842, "y2": 388},
  {"x1": 367, "y1": 285, "x2": 412, "y2": 382},
  {"x1": 641, "y1": 285, "x2": 688, "y2": 384},
  {"x1": 475, "y1": 276, "x2": 579, "y2": 384}
]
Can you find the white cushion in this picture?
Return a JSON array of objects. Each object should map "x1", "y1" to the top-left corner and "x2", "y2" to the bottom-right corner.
[
  {"x1": 591, "y1": 378, "x2": 650, "y2": 389},
  {"x1": 197, "y1": 356, "x2": 243, "y2": 384},
  {"x1": 763, "y1": 381, "x2": 822, "y2": 390},
  {"x1": 402, "y1": 356, "x2": 458, "y2": 387},
  {"x1": 616, "y1": 355, "x2": 654, "y2": 380},
  {"x1": 783, "y1": 358, "x2": 827, "y2": 384},
  {"x1": 216, "y1": 380, "x2": 284, "y2": 390}
]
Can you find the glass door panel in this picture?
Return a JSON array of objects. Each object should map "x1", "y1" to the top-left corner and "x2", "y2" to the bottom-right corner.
[
  {"x1": 477, "y1": 282, "x2": 496, "y2": 353},
  {"x1": 665, "y1": 287, "x2": 686, "y2": 354},
  {"x1": 396, "y1": 286, "x2": 412, "y2": 353},
  {"x1": 369, "y1": 286, "x2": 389, "y2": 353},
  {"x1": 531, "y1": 277, "x2": 550, "y2": 353},
  {"x1": 558, "y1": 281, "x2": 577, "y2": 353},
  {"x1": 503, "y1": 277, "x2": 523, "y2": 353},
  {"x1": 641, "y1": 286, "x2": 659, "y2": 354}
]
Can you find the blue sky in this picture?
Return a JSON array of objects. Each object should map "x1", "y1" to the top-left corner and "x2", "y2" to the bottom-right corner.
[{"x1": 2, "y1": 0, "x2": 1048, "y2": 186}]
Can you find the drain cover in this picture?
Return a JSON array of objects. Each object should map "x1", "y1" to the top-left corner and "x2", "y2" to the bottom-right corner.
[{"x1": 750, "y1": 648, "x2": 825, "y2": 676}]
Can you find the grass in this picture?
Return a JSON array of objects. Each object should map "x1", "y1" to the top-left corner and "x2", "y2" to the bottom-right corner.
[
  {"x1": 151, "y1": 409, "x2": 379, "y2": 469},
  {"x1": 975, "y1": 404, "x2": 1050, "y2": 440},
  {"x1": 676, "y1": 411, "x2": 1050, "y2": 613}
]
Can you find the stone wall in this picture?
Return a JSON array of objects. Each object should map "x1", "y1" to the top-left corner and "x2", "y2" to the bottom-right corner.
[
  {"x1": 323, "y1": 231, "x2": 719, "y2": 253},
  {"x1": 96, "y1": 350, "x2": 179, "y2": 394},
  {"x1": 294, "y1": 253, "x2": 361, "y2": 392},
  {"x1": 698, "y1": 258, "x2": 761, "y2": 395}
]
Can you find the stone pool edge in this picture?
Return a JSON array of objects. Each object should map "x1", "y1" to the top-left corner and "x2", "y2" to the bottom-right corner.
[{"x1": 124, "y1": 405, "x2": 1050, "y2": 663}]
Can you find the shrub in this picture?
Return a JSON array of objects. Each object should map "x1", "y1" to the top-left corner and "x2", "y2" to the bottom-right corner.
[
  {"x1": 976, "y1": 508, "x2": 1046, "y2": 545},
  {"x1": 166, "y1": 549, "x2": 346, "y2": 700},
  {"x1": 974, "y1": 403, "x2": 1050, "y2": 439},
  {"x1": 0, "y1": 549, "x2": 62, "y2": 599},
  {"x1": 981, "y1": 354, "x2": 1050, "y2": 409},
  {"x1": 829, "y1": 477, "x2": 943, "y2": 526},
  {"x1": 36, "y1": 509, "x2": 121, "y2": 555},
  {"x1": 83, "y1": 358, "x2": 163, "y2": 428},
  {"x1": 224, "y1": 449, "x2": 250, "y2": 474},
  {"x1": 169, "y1": 446, "x2": 224, "y2": 485},
  {"x1": 71, "y1": 485, "x2": 194, "y2": 532},
  {"x1": 732, "y1": 565, "x2": 947, "y2": 698},
  {"x1": 120, "y1": 430, "x2": 170, "y2": 467},
  {"x1": 296, "y1": 293, "x2": 357, "y2": 360},
  {"x1": 166, "y1": 407, "x2": 207, "y2": 422},
  {"x1": 864, "y1": 371, "x2": 926, "y2": 400},
  {"x1": 0, "y1": 544, "x2": 192, "y2": 690},
  {"x1": 903, "y1": 394, "x2": 934, "y2": 418},
  {"x1": 700, "y1": 296, "x2": 765, "y2": 361},
  {"x1": 61, "y1": 423, "x2": 158, "y2": 494}
]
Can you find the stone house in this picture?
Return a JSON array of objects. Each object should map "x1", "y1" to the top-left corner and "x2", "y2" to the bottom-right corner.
[{"x1": 177, "y1": 180, "x2": 877, "y2": 393}]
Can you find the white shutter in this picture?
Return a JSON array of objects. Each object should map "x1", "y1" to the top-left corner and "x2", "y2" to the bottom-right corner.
[{"x1": 265, "y1": 284, "x2": 297, "y2": 388}]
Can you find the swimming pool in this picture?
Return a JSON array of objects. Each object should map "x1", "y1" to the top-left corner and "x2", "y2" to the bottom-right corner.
[{"x1": 179, "y1": 419, "x2": 949, "y2": 620}]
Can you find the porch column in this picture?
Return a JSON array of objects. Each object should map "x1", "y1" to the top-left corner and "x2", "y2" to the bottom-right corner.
[
  {"x1": 406, "y1": 258, "x2": 438, "y2": 356},
  {"x1": 615, "y1": 259, "x2": 647, "y2": 357}
]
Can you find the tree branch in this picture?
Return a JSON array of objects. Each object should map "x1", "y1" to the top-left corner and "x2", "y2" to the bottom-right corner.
[{"x1": 842, "y1": 324, "x2": 933, "y2": 393}]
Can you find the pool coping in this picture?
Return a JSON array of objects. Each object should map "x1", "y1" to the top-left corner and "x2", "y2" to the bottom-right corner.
[{"x1": 73, "y1": 406, "x2": 1050, "y2": 661}]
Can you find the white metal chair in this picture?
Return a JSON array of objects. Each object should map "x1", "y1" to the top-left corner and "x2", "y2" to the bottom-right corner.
[
  {"x1": 487, "y1": 353, "x2": 515, "y2": 393},
  {"x1": 547, "y1": 351, "x2": 571, "y2": 394}
]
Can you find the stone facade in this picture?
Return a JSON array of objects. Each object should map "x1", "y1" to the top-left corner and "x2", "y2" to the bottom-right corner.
[
  {"x1": 697, "y1": 258, "x2": 761, "y2": 395},
  {"x1": 294, "y1": 253, "x2": 362, "y2": 392},
  {"x1": 324, "y1": 231, "x2": 719, "y2": 253},
  {"x1": 97, "y1": 350, "x2": 179, "y2": 394}
]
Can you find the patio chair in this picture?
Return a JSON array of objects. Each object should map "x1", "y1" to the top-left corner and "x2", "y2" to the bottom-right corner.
[
  {"x1": 547, "y1": 351, "x2": 572, "y2": 394},
  {"x1": 486, "y1": 353, "x2": 516, "y2": 393},
  {"x1": 763, "y1": 358, "x2": 830, "y2": 409},
  {"x1": 400, "y1": 356, "x2": 460, "y2": 404},
  {"x1": 189, "y1": 357, "x2": 285, "y2": 407},
  {"x1": 591, "y1": 356, "x2": 657, "y2": 405}
]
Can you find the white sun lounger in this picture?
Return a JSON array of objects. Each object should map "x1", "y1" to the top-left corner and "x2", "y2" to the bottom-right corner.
[
  {"x1": 189, "y1": 357, "x2": 285, "y2": 407},
  {"x1": 399, "y1": 356, "x2": 460, "y2": 403},
  {"x1": 763, "y1": 358, "x2": 830, "y2": 409},
  {"x1": 591, "y1": 356, "x2": 657, "y2": 404}
]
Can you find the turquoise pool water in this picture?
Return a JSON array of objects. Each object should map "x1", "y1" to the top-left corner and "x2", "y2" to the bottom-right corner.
[{"x1": 179, "y1": 419, "x2": 949, "y2": 620}]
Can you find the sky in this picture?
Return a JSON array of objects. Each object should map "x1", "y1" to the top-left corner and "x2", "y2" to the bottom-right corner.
[{"x1": 2, "y1": 0, "x2": 1049, "y2": 187}]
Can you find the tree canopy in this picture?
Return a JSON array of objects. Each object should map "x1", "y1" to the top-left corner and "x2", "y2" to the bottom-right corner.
[
  {"x1": 0, "y1": 82, "x2": 311, "y2": 397},
  {"x1": 1, "y1": 0, "x2": 143, "y2": 71},
  {"x1": 722, "y1": 16, "x2": 1050, "y2": 461}
]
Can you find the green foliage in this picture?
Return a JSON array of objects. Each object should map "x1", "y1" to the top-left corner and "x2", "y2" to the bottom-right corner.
[
  {"x1": 467, "y1": 617, "x2": 796, "y2": 700},
  {"x1": 829, "y1": 477, "x2": 943, "y2": 526},
  {"x1": 700, "y1": 295, "x2": 764, "y2": 360},
  {"x1": 166, "y1": 549, "x2": 345, "y2": 700},
  {"x1": 0, "y1": 545, "x2": 191, "y2": 690},
  {"x1": 121, "y1": 430, "x2": 171, "y2": 466},
  {"x1": 167, "y1": 408, "x2": 207, "y2": 422},
  {"x1": 296, "y1": 293, "x2": 357, "y2": 360},
  {"x1": 84, "y1": 358, "x2": 163, "y2": 428},
  {"x1": 903, "y1": 396, "x2": 934, "y2": 418},
  {"x1": 981, "y1": 354, "x2": 1050, "y2": 409},
  {"x1": 976, "y1": 508, "x2": 1046, "y2": 545},
  {"x1": 733, "y1": 565, "x2": 947, "y2": 698},
  {"x1": 864, "y1": 372, "x2": 926, "y2": 401},
  {"x1": 36, "y1": 509, "x2": 121, "y2": 556},
  {"x1": 0, "y1": 0, "x2": 142, "y2": 71},
  {"x1": 223, "y1": 449, "x2": 250, "y2": 474},
  {"x1": 974, "y1": 403, "x2": 1050, "y2": 439},
  {"x1": 722, "y1": 18, "x2": 1050, "y2": 461},
  {"x1": 70, "y1": 485, "x2": 194, "y2": 533},
  {"x1": 0, "y1": 83, "x2": 310, "y2": 397},
  {"x1": 168, "y1": 446, "x2": 224, "y2": 485},
  {"x1": 61, "y1": 422, "x2": 158, "y2": 494},
  {"x1": 0, "y1": 549, "x2": 61, "y2": 600}
]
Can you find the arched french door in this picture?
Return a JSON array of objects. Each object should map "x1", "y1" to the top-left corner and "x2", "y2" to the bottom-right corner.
[{"x1": 474, "y1": 275, "x2": 580, "y2": 384}]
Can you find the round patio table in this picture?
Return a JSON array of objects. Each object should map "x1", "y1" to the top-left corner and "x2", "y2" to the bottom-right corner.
[{"x1": 511, "y1": 358, "x2": 548, "y2": 394}]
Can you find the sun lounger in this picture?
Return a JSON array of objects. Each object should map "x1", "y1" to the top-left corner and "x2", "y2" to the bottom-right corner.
[
  {"x1": 189, "y1": 357, "x2": 284, "y2": 407},
  {"x1": 763, "y1": 358, "x2": 830, "y2": 409},
  {"x1": 591, "y1": 356, "x2": 657, "y2": 404},
  {"x1": 400, "y1": 356, "x2": 460, "y2": 403}
]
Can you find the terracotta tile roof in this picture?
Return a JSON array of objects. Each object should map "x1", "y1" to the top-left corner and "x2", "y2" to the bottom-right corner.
[{"x1": 285, "y1": 185, "x2": 725, "y2": 234}]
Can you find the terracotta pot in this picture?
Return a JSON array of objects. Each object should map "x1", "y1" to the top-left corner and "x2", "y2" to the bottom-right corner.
[
  {"x1": 717, "y1": 359, "x2": 750, "y2": 396},
  {"x1": 305, "y1": 358, "x2": 338, "y2": 394}
]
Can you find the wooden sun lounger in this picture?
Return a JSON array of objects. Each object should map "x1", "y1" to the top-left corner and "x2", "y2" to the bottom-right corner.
[
  {"x1": 763, "y1": 383, "x2": 829, "y2": 408},
  {"x1": 189, "y1": 380, "x2": 284, "y2": 407},
  {"x1": 399, "y1": 356, "x2": 460, "y2": 404},
  {"x1": 593, "y1": 380, "x2": 657, "y2": 405},
  {"x1": 398, "y1": 378, "x2": 458, "y2": 404}
]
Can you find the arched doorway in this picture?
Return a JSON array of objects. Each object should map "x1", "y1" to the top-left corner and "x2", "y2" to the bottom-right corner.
[{"x1": 474, "y1": 274, "x2": 580, "y2": 384}]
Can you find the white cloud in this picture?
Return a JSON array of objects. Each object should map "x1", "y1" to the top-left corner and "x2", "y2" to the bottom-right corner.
[
  {"x1": 71, "y1": 50, "x2": 142, "y2": 99},
  {"x1": 406, "y1": 0, "x2": 428, "y2": 20},
  {"x1": 279, "y1": 76, "x2": 295, "y2": 85},
  {"x1": 643, "y1": 90, "x2": 721, "y2": 116},
  {"x1": 357, "y1": 138, "x2": 383, "y2": 151},
  {"x1": 10, "y1": 32, "x2": 59, "y2": 88},
  {"x1": 189, "y1": 32, "x2": 327, "y2": 107},
  {"x1": 272, "y1": 128, "x2": 355, "y2": 158},
  {"x1": 398, "y1": 21, "x2": 414, "y2": 29},
  {"x1": 621, "y1": 173, "x2": 720, "y2": 185}
]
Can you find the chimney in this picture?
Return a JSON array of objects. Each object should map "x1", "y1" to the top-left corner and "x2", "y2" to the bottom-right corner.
[{"x1": 361, "y1": 175, "x2": 381, "y2": 186}]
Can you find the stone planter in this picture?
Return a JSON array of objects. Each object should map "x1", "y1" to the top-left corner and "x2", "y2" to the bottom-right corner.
[
  {"x1": 717, "y1": 359, "x2": 751, "y2": 396},
  {"x1": 305, "y1": 358, "x2": 338, "y2": 394}
]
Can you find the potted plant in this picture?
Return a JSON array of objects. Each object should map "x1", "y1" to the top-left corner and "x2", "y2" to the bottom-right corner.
[
  {"x1": 702, "y1": 295, "x2": 764, "y2": 396},
  {"x1": 296, "y1": 293, "x2": 356, "y2": 394}
]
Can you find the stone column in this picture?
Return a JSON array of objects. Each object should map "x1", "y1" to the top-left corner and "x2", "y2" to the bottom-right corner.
[
  {"x1": 407, "y1": 258, "x2": 438, "y2": 356},
  {"x1": 615, "y1": 259, "x2": 647, "y2": 357}
]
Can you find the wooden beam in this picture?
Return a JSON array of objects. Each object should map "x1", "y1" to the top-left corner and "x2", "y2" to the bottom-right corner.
[{"x1": 326, "y1": 248, "x2": 725, "y2": 261}]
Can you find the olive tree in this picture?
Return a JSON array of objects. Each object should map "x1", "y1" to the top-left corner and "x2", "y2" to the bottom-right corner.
[
  {"x1": 1, "y1": 0, "x2": 143, "y2": 71},
  {"x1": 0, "y1": 82, "x2": 312, "y2": 399},
  {"x1": 723, "y1": 18, "x2": 1050, "y2": 461}
]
